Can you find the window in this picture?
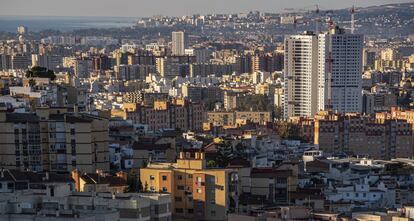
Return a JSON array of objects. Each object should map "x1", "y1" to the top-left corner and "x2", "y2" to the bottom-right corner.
[
  {"x1": 177, "y1": 185, "x2": 184, "y2": 190},
  {"x1": 188, "y1": 209, "x2": 194, "y2": 214},
  {"x1": 162, "y1": 175, "x2": 167, "y2": 181},
  {"x1": 188, "y1": 174, "x2": 193, "y2": 178},
  {"x1": 162, "y1": 187, "x2": 168, "y2": 192},
  {"x1": 178, "y1": 175, "x2": 183, "y2": 180},
  {"x1": 175, "y1": 197, "x2": 182, "y2": 202},
  {"x1": 196, "y1": 188, "x2": 202, "y2": 193},
  {"x1": 150, "y1": 175, "x2": 155, "y2": 180},
  {"x1": 175, "y1": 208, "x2": 183, "y2": 213},
  {"x1": 211, "y1": 210, "x2": 216, "y2": 216}
]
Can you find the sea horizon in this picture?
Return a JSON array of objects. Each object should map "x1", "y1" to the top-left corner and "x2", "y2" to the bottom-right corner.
[{"x1": 0, "y1": 15, "x2": 138, "y2": 32}]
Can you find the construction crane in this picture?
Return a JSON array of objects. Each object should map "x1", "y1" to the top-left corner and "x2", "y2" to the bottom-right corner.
[
  {"x1": 283, "y1": 5, "x2": 333, "y2": 33},
  {"x1": 350, "y1": 5, "x2": 356, "y2": 34}
]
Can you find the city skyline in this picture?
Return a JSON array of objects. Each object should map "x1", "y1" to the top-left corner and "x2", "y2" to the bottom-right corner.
[
  {"x1": 1, "y1": 0, "x2": 413, "y2": 17},
  {"x1": 0, "y1": 1, "x2": 413, "y2": 220}
]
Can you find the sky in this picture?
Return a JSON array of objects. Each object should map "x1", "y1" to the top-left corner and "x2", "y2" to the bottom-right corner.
[{"x1": 0, "y1": 0, "x2": 412, "y2": 17}]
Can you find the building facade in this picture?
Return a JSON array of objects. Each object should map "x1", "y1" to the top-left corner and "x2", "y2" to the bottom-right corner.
[{"x1": 140, "y1": 152, "x2": 237, "y2": 221}]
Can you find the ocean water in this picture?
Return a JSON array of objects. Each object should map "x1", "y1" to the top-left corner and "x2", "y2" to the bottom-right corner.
[{"x1": 0, "y1": 16, "x2": 137, "y2": 32}]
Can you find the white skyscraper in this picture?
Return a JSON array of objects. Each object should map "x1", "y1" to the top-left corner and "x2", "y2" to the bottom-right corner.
[
  {"x1": 171, "y1": 31, "x2": 185, "y2": 56},
  {"x1": 318, "y1": 26, "x2": 363, "y2": 113},
  {"x1": 283, "y1": 32, "x2": 319, "y2": 118},
  {"x1": 283, "y1": 27, "x2": 363, "y2": 118}
]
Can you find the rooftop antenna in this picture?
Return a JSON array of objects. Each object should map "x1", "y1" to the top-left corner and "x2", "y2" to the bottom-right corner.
[{"x1": 350, "y1": 5, "x2": 355, "y2": 34}]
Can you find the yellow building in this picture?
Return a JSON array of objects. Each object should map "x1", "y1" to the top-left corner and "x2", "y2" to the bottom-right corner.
[
  {"x1": 72, "y1": 170, "x2": 128, "y2": 193},
  {"x1": 140, "y1": 152, "x2": 237, "y2": 221}
]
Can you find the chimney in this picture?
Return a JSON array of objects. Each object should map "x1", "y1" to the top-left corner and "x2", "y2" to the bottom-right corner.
[
  {"x1": 195, "y1": 152, "x2": 200, "y2": 159},
  {"x1": 179, "y1": 152, "x2": 185, "y2": 159}
]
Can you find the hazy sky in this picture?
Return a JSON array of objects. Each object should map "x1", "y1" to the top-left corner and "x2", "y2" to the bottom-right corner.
[{"x1": 0, "y1": 0, "x2": 412, "y2": 17}]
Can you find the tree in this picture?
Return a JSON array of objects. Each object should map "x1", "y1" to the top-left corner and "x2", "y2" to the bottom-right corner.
[
  {"x1": 207, "y1": 160, "x2": 217, "y2": 168},
  {"x1": 126, "y1": 174, "x2": 142, "y2": 193},
  {"x1": 26, "y1": 66, "x2": 56, "y2": 80},
  {"x1": 278, "y1": 121, "x2": 301, "y2": 140},
  {"x1": 237, "y1": 94, "x2": 273, "y2": 112},
  {"x1": 274, "y1": 106, "x2": 283, "y2": 119},
  {"x1": 28, "y1": 79, "x2": 36, "y2": 87}
]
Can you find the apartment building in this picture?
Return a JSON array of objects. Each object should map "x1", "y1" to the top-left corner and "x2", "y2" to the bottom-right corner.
[
  {"x1": 206, "y1": 111, "x2": 271, "y2": 127},
  {"x1": 284, "y1": 27, "x2": 363, "y2": 118},
  {"x1": 236, "y1": 162, "x2": 298, "y2": 210},
  {"x1": 172, "y1": 31, "x2": 185, "y2": 56},
  {"x1": 283, "y1": 31, "x2": 319, "y2": 118},
  {"x1": 125, "y1": 99, "x2": 205, "y2": 132},
  {"x1": 0, "y1": 111, "x2": 42, "y2": 172},
  {"x1": 318, "y1": 26, "x2": 363, "y2": 113},
  {"x1": 0, "y1": 107, "x2": 110, "y2": 173},
  {"x1": 314, "y1": 111, "x2": 412, "y2": 159},
  {"x1": 36, "y1": 107, "x2": 110, "y2": 173},
  {"x1": 140, "y1": 152, "x2": 237, "y2": 221},
  {"x1": 377, "y1": 107, "x2": 414, "y2": 155}
]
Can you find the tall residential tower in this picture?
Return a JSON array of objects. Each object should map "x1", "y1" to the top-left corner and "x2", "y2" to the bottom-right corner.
[
  {"x1": 283, "y1": 31, "x2": 319, "y2": 118},
  {"x1": 172, "y1": 31, "x2": 185, "y2": 56},
  {"x1": 283, "y1": 27, "x2": 363, "y2": 118},
  {"x1": 318, "y1": 26, "x2": 363, "y2": 113}
]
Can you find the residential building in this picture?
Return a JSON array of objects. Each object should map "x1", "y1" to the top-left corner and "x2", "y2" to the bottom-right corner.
[
  {"x1": 0, "y1": 111, "x2": 42, "y2": 172},
  {"x1": 172, "y1": 31, "x2": 185, "y2": 56},
  {"x1": 206, "y1": 111, "x2": 271, "y2": 127},
  {"x1": 314, "y1": 111, "x2": 412, "y2": 159},
  {"x1": 125, "y1": 99, "x2": 205, "y2": 132},
  {"x1": 283, "y1": 31, "x2": 319, "y2": 118},
  {"x1": 318, "y1": 26, "x2": 363, "y2": 113},
  {"x1": 36, "y1": 107, "x2": 110, "y2": 173},
  {"x1": 140, "y1": 152, "x2": 237, "y2": 220}
]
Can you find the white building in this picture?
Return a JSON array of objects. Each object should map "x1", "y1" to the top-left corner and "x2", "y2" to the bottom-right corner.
[
  {"x1": 318, "y1": 26, "x2": 363, "y2": 113},
  {"x1": 171, "y1": 31, "x2": 185, "y2": 56},
  {"x1": 283, "y1": 31, "x2": 319, "y2": 118},
  {"x1": 284, "y1": 27, "x2": 363, "y2": 118}
]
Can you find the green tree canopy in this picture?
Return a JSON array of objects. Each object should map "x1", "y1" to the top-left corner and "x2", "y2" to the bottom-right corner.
[{"x1": 26, "y1": 66, "x2": 56, "y2": 80}]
